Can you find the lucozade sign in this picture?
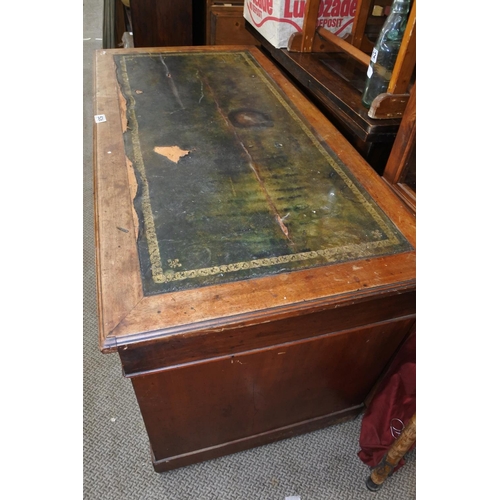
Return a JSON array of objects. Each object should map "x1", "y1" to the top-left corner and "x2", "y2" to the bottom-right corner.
[{"x1": 244, "y1": 0, "x2": 357, "y2": 48}]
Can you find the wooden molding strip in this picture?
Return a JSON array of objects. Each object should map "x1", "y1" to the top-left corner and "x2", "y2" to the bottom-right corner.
[
  {"x1": 388, "y1": 0, "x2": 416, "y2": 94},
  {"x1": 317, "y1": 27, "x2": 370, "y2": 66}
]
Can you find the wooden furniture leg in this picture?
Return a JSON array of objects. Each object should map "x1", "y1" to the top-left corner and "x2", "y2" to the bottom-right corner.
[{"x1": 366, "y1": 413, "x2": 416, "y2": 491}]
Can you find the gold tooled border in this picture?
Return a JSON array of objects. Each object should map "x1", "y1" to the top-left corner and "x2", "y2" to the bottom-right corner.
[
  {"x1": 118, "y1": 51, "x2": 405, "y2": 286},
  {"x1": 162, "y1": 240, "x2": 393, "y2": 283},
  {"x1": 119, "y1": 57, "x2": 164, "y2": 280}
]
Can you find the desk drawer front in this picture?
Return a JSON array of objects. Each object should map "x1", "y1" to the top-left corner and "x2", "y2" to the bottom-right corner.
[{"x1": 118, "y1": 290, "x2": 415, "y2": 376}]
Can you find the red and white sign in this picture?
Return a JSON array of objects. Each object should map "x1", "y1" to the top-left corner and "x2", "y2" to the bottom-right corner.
[{"x1": 244, "y1": 0, "x2": 357, "y2": 48}]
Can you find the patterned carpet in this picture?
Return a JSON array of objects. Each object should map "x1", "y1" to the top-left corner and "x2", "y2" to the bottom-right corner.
[{"x1": 83, "y1": 2, "x2": 416, "y2": 498}]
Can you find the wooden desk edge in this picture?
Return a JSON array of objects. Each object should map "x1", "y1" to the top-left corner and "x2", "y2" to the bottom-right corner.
[{"x1": 93, "y1": 46, "x2": 416, "y2": 353}]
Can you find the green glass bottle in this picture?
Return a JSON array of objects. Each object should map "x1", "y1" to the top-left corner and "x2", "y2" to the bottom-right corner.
[{"x1": 361, "y1": 0, "x2": 411, "y2": 109}]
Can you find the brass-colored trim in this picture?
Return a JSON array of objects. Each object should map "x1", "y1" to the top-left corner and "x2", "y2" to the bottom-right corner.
[
  {"x1": 119, "y1": 57, "x2": 164, "y2": 282},
  {"x1": 117, "y1": 51, "x2": 406, "y2": 286}
]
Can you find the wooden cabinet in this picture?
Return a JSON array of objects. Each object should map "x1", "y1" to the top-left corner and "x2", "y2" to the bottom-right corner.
[
  {"x1": 115, "y1": 1, "x2": 257, "y2": 48},
  {"x1": 129, "y1": 0, "x2": 194, "y2": 47},
  {"x1": 205, "y1": 1, "x2": 258, "y2": 45},
  {"x1": 93, "y1": 46, "x2": 416, "y2": 472}
]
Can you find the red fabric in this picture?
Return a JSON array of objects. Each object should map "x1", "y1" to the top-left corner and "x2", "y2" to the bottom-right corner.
[{"x1": 358, "y1": 329, "x2": 416, "y2": 471}]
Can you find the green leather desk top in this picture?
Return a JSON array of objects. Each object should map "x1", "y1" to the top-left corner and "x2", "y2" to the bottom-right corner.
[{"x1": 114, "y1": 50, "x2": 412, "y2": 296}]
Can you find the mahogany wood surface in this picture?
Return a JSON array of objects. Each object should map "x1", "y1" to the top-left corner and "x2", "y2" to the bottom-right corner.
[
  {"x1": 113, "y1": 0, "x2": 127, "y2": 48},
  {"x1": 118, "y1": 290, "x2": 416, "y2": 376},
  {"x1": 382, "y1": 84, "x2": 416, "y2": 213},
  {"x1": 132, "y1": 317, "x2": 414, "y2": 470},
  {"x1": 93, "y1": 45, "x2": 416, "y2": 471},
  {"x1": 208, "y1": 7, "x2": 259, "y2": 45},
  {"x1": 150, "y1": 406, "x2": 362, "y2": 472},
  {"x1": 206, "y1": 1, "x2": 259, "y2": 46},
  {"x1": 129, "y1": 0, "x2": 193, "y2": 47},
  {"x1": 94, "y1": 45, "x2": 415, "y2": 352}
]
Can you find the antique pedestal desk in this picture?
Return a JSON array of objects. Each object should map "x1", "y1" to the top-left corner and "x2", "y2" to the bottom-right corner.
[{"x1": 93, "y1": 46, "x2": 416, "y2": 472}]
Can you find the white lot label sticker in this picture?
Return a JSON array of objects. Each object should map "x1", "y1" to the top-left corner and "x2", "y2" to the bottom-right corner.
[{"x1": 94, "y1": 114, "x2": 106, "y2": 123}]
